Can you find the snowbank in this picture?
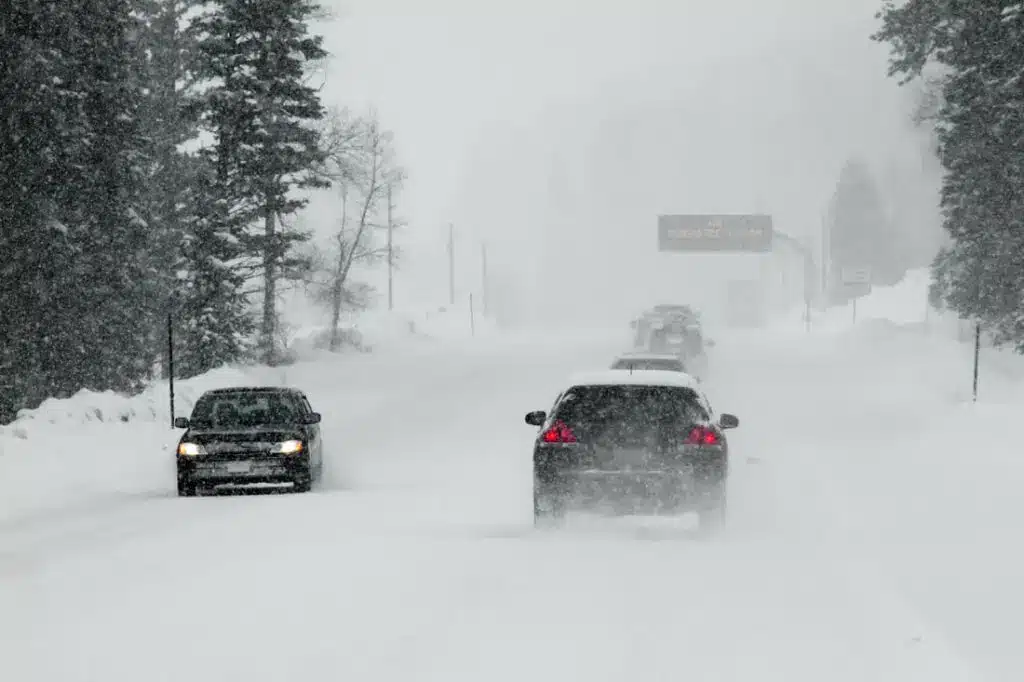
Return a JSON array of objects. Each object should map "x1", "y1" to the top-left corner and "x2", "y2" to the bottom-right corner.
[
  {"x1": 0, "y1": 365, "x2": 255, "y2": 440},
  {"x1": 717, "y1": 313, "x2": 1024, "y2": 678},
  {"x1": 0, "y1": 305, "x2": 499, "y2": 440},
  {"x1": 286, "y1": 303, "x2": 500, "y2": 359},
  {"x1": 771, "y1": 268, "x2": 962, "y2": 339},
  {"x1": 0, "y1": 314, "x2": 514, "y2": 522},
  {"x1": 763, "y1": 267, "x2": 1024, "y2": 403},
  {"x1": 366, "y1": 302, "x2": 498, "y2": 344}
]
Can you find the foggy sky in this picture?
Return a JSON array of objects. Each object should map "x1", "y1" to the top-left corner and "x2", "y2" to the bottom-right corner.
[{"x1": 294, "y1": 0, "x2": 940, "y2": 329}]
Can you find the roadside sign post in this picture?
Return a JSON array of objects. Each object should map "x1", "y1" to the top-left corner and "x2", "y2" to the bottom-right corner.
[
  {"x1": 802, "y1": 244, "x2": 815, "y2": 333},
  {"x1": 841, "y1": 266, "x2": 872, "y2": 324},
  {"x1": 167, "y1": 311, "x2": 175, "y2": 428},
  {"x1": 973, "y1": 321, "x2": 981, "y2": 403}
]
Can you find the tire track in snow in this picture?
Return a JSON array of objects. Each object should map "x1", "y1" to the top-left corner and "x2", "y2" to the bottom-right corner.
[{"x1": 0, "y1": 339, "x2": 586, "y2": 575}]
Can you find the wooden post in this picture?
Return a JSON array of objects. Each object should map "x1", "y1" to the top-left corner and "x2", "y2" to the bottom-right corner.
[{"x1": 167, "y1": 311, "x2": 175, "y2": 427}]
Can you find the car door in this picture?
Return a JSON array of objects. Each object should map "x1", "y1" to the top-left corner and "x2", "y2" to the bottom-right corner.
[{"x1": 300, "y1": 395, "x2": 322, "y2": 466}]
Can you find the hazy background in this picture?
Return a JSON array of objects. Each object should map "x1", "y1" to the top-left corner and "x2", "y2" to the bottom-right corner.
[{"x1": 289, "y1": 0, "x2": 943, "y2": 331}]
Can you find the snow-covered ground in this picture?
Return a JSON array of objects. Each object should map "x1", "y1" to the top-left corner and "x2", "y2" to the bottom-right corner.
[{"x1": 2, "y1": 273, "x2": 1023, "y2": 681}]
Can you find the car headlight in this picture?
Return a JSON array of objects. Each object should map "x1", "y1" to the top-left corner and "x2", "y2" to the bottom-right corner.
[
  {"x1": 274, "y1": 440, "x2": 303, "y2": 454},
  {"x1": 178, "y1": 442, "x2": 205, "y2": 456}
]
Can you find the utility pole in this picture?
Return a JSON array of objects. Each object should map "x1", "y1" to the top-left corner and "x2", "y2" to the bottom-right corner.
[
  {"x1": 167, "y1": 311, "x2": 175, "y2": 428},
  {"x1": 798, "y1": 238, "x2": 814, "y2": 333},
  {"x1": 821, "y1": 209, "x2": 830, "y2": 307},
  {"x1": 387, "y1": 184, "x2": 394, "y2": 311},
  {"x1": 804, "y1": 250, "x2": 812, "y2": 333},
  {"x1": 448, "y1": 222, "x2": 455, "y2": 306},
  {"x1": 481, "y1": 241, "x2": 489, "y2": 317},
  {"x1": 972, "y1": 321, "x2": 981, "y2": 402}
]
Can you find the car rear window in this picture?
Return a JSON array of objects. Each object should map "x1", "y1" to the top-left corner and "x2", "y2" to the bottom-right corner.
[
  {"x1": 553, "y1": 385, "x2": 709, "y2": 437},
  {"x1": 611, "y1": 358, "x2": 685, "y2": 372},
  {"x1": 191, "y1": 391, "x2": 302, "y2": 428}
]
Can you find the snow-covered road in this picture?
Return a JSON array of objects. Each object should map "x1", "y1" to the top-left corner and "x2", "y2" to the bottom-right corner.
[{"x1": 1, "y1": 322, "x2": 1018, "y2": 681}]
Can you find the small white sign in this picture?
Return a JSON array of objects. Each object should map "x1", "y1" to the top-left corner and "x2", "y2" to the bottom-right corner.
[{"x1": 842, "y1": 266, "x2": 871, "y2": 285}]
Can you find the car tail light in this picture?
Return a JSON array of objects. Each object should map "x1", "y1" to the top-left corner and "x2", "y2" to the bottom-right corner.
[
  {"x1": 541, "y1": 420, "x2": 577, "y2": 444},
  {"x1": 686, "y1": 425, "x2": 719, "y2": 446}
]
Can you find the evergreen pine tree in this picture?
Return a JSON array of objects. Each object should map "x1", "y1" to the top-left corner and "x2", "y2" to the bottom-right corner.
[
  {"x1": 875, "y1": 1, "x2": 1024, "y2": 346},
  {"x1": 827, "y1": 158, "x2": 905, "y2": 302},
  {"x1": 173, "y1": 165, "x2": 257, "y2": 378},
  {"x1": 192, "y1": 0, "x2": 329, "y2": 365},
  {"x1": 133, "y1": 0, "x2": 205, "y2": 374},
  {"x1": 55, "y1": 0, "x2": 156, "y2": 393},
  {"x1": 1, "y1": 0, "x2": 158, "y2": 418},
  {"x1": 0, "y1": 0, "x2": 80, "y2": 420}
]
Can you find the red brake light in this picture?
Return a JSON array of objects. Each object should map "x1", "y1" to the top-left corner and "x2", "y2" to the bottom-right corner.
[
  {"x1": 686, "y1": 425, "x2": 719, "y2": 446},
  {"x1": 541, "y1": 420, "x2": 577, "y2": 444}
]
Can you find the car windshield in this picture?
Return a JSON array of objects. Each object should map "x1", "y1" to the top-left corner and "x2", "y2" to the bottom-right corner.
[
  {"x1": 190, "y1": 391, "x2": 301, "y2": 428},
  {"x1": 648, "y1": 328, "x2": 682, "y2": 353},
  {"x1": 553, "y1": 385, "x2": 709, "y2": 441},
  {"x1": 611, "y1": 358, "x2": 685, "y2": 372}
]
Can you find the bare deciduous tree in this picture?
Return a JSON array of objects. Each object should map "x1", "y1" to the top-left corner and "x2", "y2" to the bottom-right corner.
[{"x1": 305, "y1": 108, "x2": 406, "y2": 351}]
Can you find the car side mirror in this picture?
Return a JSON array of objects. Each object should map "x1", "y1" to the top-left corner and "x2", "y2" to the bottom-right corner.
[
  {"x1": 525, "y1": 410, "x2": 546, "y2": 427},
  {"x1": 173, "y1": 417, "x2": 189, "y2": 429},
  {"x1": 719, "y1": 413, "x2": 739, "y2": 429},
  {"x1": 301, "y1": 412, "x2": 322, "y2": 425}
]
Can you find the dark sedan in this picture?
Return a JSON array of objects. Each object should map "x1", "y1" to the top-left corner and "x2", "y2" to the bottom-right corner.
[
  {"x1": 525, "y1": 370, "x2": 738, "y2": 529},
  {"x1": 174, "y1": 386, "x2": 324, "y2": 496}
]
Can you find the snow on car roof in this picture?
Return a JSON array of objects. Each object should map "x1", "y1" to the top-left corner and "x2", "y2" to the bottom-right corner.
[
  {"x1": 204, "y1": 386, "x2": 302, "y2": 396},
  {"x1": 612, "y1": 352, "x2": 683, "y2": 361},
  {"x1": 566, "y1": 369, "x2": 700, "y2": 389}
]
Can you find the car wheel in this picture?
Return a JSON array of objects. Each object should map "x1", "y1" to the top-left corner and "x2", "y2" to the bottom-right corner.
[
  {"x1": 293, "y1": 466, "x2": 313, "y2": 493},
  {"x1": 177, "y1": 479, "x2": 196, "y2": 497},
  {"x1": 533, "y1": 477, "x2": 565, "y2": 526},
  {"x1": 697, "y1": 484, "x2": 727, "y2": 533}
]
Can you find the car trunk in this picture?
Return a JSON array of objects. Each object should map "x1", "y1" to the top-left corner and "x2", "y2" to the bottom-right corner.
[{"x1": 553, "y1": 384, "x2": 707, "y2": 473}]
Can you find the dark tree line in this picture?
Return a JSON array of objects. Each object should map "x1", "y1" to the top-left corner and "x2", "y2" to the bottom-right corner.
[
  {"x1": 0, "y1": 0, "x2": 330, "y2": 423},
  {"x1": 825, "y1": 157, "x2": 908, "y2": 305},
  {"x1": 874, "y1": 1, "x2": 1024, "y2": 346}
]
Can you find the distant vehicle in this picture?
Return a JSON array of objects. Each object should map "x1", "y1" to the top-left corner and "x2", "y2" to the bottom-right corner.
[
  {"x1": 610, "y1": 352, "x2": 687, "y2": 374},
  {"x1": 630, "y1": 313, "x2": 659, "y2": 349},
  {"x1": 643, "y1": 313, "x2": 712, "y2": 381},
  {"x1": 174, "y1": 386, "x2": 324, "y2": 496},
  {"x1": 651, "y1": 303, "x2": 700, "y2": 323},
  {"x1": 631, "y1": 305, "x2": 698, "y2": 346},
  {"x1": 525, "y1": 370, "x2": 738, "y2": 529}
]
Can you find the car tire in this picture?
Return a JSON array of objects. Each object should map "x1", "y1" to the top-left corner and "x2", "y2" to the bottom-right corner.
[
  {"x1": 697, "y1": 485, "x2": 727, "y2": 533},
  {"x1": 533, "y1": 477, "x2": 565, "y2": 526},
  {"x1": 293, "y1": 466, "x2": 313, "y2": 493},
  {"x1": 177, "y1": 479, "x2": 196, "y2": 497}
]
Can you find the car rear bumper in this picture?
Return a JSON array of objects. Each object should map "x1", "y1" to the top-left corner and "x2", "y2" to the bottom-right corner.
[{"x1": 537, "y1": 466, "x2": 725, "y2": 513}]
